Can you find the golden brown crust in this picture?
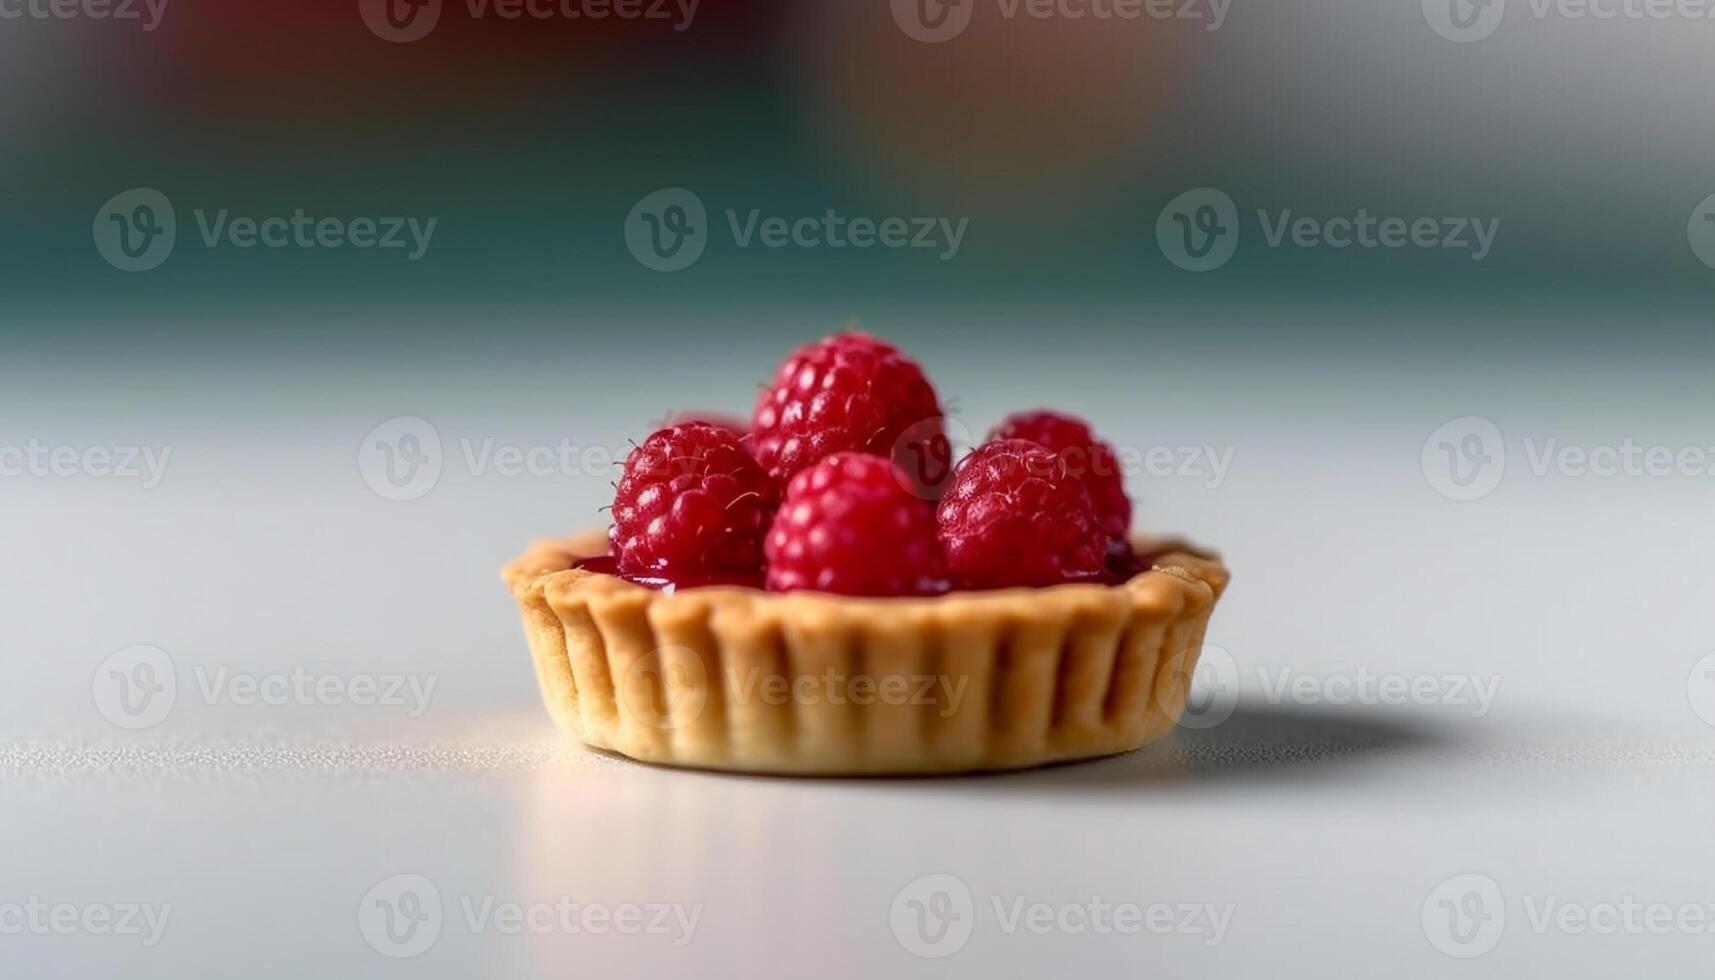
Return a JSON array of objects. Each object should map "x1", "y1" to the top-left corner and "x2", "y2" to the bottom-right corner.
[{"x1": 501, "y1": 530, "x2": 1228, "y2": 774}]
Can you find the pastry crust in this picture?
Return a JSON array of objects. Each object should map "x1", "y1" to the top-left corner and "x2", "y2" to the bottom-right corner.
[{"x1": 503, "y1": 530, "x2": 1229, "y2": 775}]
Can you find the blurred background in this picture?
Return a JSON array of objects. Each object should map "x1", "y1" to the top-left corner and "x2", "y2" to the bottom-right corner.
[
  {"x1": 4, "y1": 0, "x2": 1715, "y2": 977},
  {"x1": 8, "y1": 0, "x2": 1715, "y2": 321}
]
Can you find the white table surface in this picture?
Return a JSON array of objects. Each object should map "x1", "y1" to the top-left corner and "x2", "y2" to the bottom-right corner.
[{"x1": 4, "y1": 348, "x2": 1714, "y2": 978}]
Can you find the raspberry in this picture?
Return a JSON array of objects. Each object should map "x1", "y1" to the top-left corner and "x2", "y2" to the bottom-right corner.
[
  {"x1": 751, "y1": 332, "x2": 944, "y2": 491},
  {"x1": 610, "y1": 423, "x2": 778, "y2": 580},
  {"x1": 990, "y1": 410, "x2": 1132, "y2": 543},
  {"x1": 765, "y1": 453, "x2": 948, "y2": 596},
  {"x1": 935, "y1": 439, "x2": 1107, "y2": 589}
]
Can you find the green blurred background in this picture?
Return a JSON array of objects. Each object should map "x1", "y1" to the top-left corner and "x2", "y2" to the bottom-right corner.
[{"x1": 6, "y1": 0, "x2": 1715, "y2": 346}]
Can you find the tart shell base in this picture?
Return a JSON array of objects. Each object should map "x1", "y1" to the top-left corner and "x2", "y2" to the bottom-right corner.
[{"x1": 503, "y1": 531, "x2": 1229, "y2": 775}]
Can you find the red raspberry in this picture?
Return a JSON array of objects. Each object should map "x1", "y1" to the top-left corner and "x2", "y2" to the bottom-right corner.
[
  {"x1": 610, "y1": 423, "x2": 778, "y2": 580},
  {"x1": 935, "y1": 439, "x2": 1107, "y2": 589},
  {"x1": 765, "y1": 453, "x2": 947, "y2": 597},
  {"x1": 751, "y1": 332, "x2": 944, "y2": 491},
  {"x1": 990, "y1": 410, "x2": 1132, "y2": 544}
]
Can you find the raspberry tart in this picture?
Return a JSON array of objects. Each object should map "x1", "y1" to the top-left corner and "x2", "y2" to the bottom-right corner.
[{"x1": 502, "y1": 332, "x2": 1228, "y2": 775}]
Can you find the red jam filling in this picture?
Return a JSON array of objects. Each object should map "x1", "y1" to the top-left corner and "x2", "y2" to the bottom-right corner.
[{"x1": 576, "y1": 547, "x2": 1156, "y2": 594}]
